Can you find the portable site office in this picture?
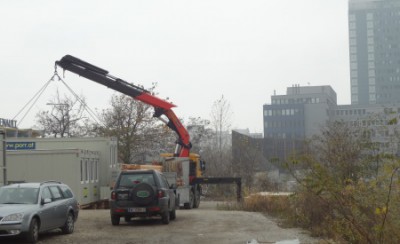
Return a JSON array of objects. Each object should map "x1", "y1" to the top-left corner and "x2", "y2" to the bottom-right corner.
[{"x1": 5, "y1": 137, "x2": 118, "y2": 205}]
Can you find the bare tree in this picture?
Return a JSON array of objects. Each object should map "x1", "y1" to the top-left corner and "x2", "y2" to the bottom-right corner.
[
  {"x1": 95, "y1": 93, "x2": 173, "y2": 164},
  {"x1": 186, "y1": 116, "x2": 212, "y2": 155},
  {"x1": 205, "y1": 95, "x2": 234, "y2": 177},
  {"x1": 35, "y1": 91, "x2": 89, "y2": 138},
  {"x1": 231, "y1": 131, "x2": 264, "y2": 191}
]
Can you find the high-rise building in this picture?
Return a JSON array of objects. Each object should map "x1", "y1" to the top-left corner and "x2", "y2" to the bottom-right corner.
[{"x1": 348, "y1": 0, "x2": 400, "y2": 105}]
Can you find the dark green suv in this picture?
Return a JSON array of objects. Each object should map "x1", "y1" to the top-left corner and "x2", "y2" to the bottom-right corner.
[{"x1": 110, "y1": 169, "x2": 178, "y2": 225}]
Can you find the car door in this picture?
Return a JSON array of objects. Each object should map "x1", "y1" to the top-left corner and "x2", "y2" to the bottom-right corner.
[
  {"x1": 48, "y1": 186, "x2": 68, "y2": 227},
  {"x1": 38, "y1": 186, "x2": 58, "y2": 231}
]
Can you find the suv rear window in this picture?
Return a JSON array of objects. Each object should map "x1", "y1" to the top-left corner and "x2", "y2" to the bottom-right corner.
[{"x1": 119, "y1": 173, "x2": 156, "y2": 187}]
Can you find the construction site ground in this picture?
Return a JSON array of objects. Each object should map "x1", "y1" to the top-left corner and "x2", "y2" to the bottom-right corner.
[{"x1": 1, "y1": 201, "x2": 321, "y2": 244}]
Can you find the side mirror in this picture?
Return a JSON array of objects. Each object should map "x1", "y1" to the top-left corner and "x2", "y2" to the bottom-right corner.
[
  {"x1": 41, "y1": 198, "x2": 52, "y2": 205},
  {"x1": 200, "y1": 160, "x2": 206, "y2": 171}
]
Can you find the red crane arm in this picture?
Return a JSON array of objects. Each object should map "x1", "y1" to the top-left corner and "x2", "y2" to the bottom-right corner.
[{"x1": 56, "y1": 55, "x2": 191, "y2": 157}]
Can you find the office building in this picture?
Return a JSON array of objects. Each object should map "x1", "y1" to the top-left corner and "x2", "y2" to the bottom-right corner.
[{"x1": 263, "y1": 85, "x2": 337, "y2": 161}]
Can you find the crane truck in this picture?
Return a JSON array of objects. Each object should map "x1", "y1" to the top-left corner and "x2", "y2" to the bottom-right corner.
[
  {"x1": 55, "y1": 55, "x2": 242, "y2": 208},
  {"x1": 55, "y1": 55, "x2": 205, "y2": 208}
]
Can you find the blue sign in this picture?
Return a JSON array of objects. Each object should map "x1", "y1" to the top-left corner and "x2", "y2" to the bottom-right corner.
[{"x1": 6, "y1": 142, "x2": 36, "y2": 150}]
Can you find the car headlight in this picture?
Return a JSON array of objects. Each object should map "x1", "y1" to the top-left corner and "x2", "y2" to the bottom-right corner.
[{"x1": 2, "y1": 213, "x2": 24, "y2": 222}]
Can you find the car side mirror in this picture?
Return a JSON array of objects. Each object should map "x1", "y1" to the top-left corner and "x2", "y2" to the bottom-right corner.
[{"x1": 41, "y1": 198, "x2": 52, "y2": 205}]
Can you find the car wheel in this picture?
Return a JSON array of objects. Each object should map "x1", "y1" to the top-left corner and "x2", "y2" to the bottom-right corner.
[
  {"x1": 161, "y1": 210, "x2": 170, "y2": 224},
  {"x1": 111, "y1": 215, "x2": 120, "y2": 225},
  {"x1": 61, "y1": 212, "x2": 74, "y2": 234},
  {"x1": 170, "y1": 207, "x2": 176, "y2": 220},
  {"x1": 26, "y1": 218, "x2": 39, "y2": 243}
]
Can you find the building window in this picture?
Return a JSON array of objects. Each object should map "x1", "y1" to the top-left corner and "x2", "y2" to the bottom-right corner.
[
  {"x1": 80, "y1": 160, "x2": 84, "y2": 183},
  {"x1": 369, "y1": 77, "x2": 375, "y2": 85},
  {"x1": 368, "y1": 45, "x2": 374, "y2": 52},
  {"x1": 85, "y1": 159, "x2": 89, "y2": 183},
  {"x1": 369, "y1": 86, "x2": 376, "y2": 93},
  {"x1": 368, "y1": 70, "x2": 375, "y2": 77},
  {"x1": 368, "y1": 62, "x2": 375, "y2": 69},
  {"x1": 368, "y1": 53, "x2": 375, "y2": 61},
  {"x1": 352, "y1": 95, "x2": 358, "y2": 103},
  {"x1": 367, "y1": 37, "x2": 374, "y2": 45},
  {"x1": 351, "y1": 70, "x2": 358, "y2": 78}
]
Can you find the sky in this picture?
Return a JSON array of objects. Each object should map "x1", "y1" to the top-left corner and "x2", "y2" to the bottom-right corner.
[{"x1": 0, "y1": 0, "x2": 351, "y2": 134}]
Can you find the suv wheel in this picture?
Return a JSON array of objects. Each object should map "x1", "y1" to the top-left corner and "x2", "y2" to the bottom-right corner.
[
  {"x1": 161, "y1": 210, "x2": 170, "y2": 224},
  {"x1": 170, "y1": 207, "x2": 176, "y2": 220},
  {"x1": 111, "y1": 215, "x2": 120, "y2": 225}
]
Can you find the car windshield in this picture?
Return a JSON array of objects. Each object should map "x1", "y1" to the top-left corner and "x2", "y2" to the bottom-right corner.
[
  {"x1": 0, "y1": 187, "x2": 39, "y2": 204},
  {"x1": 119, "y1": 173, "x2": 156, "y2": 187}
]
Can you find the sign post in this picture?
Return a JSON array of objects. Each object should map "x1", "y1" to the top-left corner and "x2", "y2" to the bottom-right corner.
[{"x1": 0, "y1": 130, "x2": 6, "y2": 186}]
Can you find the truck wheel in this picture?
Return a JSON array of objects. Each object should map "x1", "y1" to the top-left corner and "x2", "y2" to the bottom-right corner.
[
  {"x1": 162, "y1": 210, "x2": 170, "y2": 224},
  {"x1": 184, "y1": 191, "x2": 194, "y2": 209},
  {"x1": 111, "y1": 215, "x2": 120, "y2": 225},
  {"x1": 193, "y1": 189, "x2": 200, "y2": 208}
]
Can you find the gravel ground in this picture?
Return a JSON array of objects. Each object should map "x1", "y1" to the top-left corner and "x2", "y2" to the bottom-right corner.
[{"x1": 1, "y1": 201, "x2": 321, "y2": 244}]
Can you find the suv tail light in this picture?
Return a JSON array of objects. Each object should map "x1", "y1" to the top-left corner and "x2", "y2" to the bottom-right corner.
[{"x1": 157, "y1": 190, "x2": 164, "y2": 198}]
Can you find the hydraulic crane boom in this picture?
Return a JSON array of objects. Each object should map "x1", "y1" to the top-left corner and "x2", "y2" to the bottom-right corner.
[{"x1": 55, "y1": 55, "x2": 191, "y2": 157}]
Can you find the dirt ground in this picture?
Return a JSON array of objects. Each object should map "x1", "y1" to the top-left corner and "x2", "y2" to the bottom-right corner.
[{"x1": 2, "y1": 201, "x2": 321, "y2": 244}]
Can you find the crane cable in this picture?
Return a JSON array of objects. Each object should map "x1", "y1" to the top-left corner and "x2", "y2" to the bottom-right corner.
[
  {"x1": 56, "y1": 69, "x2": 103, "y2": 125},
  {"x1": 13, "y1": 71, "x2": 57, "y2": 127},
  {"x1": 14, "y1": 66, "x2": 104, "y2": 127}
]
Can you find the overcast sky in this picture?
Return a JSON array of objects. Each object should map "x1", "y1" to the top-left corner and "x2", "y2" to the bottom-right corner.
[{"x1": 1, "y1": 0, "x2": 350, "y2": 133}]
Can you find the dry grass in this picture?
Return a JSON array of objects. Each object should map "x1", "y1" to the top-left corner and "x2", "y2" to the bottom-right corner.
[{"x1": 217, "y1": 192, "x2": 296, "y2": 227}]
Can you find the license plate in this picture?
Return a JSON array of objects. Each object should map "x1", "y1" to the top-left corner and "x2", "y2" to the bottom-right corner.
[{"x1": 128, "y1": 208, "x2": 146, "y2": 213}]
